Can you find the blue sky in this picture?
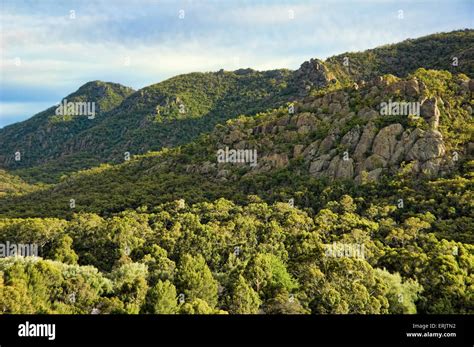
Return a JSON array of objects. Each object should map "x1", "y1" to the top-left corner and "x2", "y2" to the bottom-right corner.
[{"x1": 0, "y1": 0, "x2": 472, "y2": 128}]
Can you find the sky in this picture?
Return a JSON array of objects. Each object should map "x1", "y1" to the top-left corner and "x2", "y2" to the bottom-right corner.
[{"x1": 0, "y1": 0, "x2": 473, "y2": 128}]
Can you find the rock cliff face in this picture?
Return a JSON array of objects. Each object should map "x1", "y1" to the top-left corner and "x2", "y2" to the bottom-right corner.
[
  {"x1": 292, "y1": 121, "x2": 449, "y2": 182},
  {"x1": 209, "y1": 72, "x2": 472, "y2": 183},
  {"x1": 291, "y1": 58, "x2": 334, "y2": 97}
]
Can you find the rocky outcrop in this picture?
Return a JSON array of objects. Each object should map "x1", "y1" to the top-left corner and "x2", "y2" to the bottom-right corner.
[
  {"x1": 468, "y1": 79, "x2": 474, "y2": 92},
  {"x1": 361, "y1": 154, "x2": 387, "y2": 172},
  {"x1": 341, "y1": 126, "x2": 361, "y2": 152},
  {"x1": 357, "y1": 107, "x2": 379, "y2": 121},
  {"x1": 295, "y1": 113, "x2": 317, "y2": 134},
  {"x1": 353, "y1": 123, "x2": 377, "y2": 160},
  {"x1": 407, "y1": 130, "x2": 446, "y2": 162},
  {"x1": 327, "y1": 156, "x2": 354, "y2": 179},
  {"x1": 306, "y1": 119, "x2": 450, "y2": 181},
  {"x1": 405, "y1": 79, "x2": 420, "y2": 97},
  {"x1": 390, "y1": 128, "x2": 422, "y2": 165},
  {"x1": 420, "y1": 97, "x2": 440, "y2": 130},
  {"x1": 293, "y1": 144, "x2": 305, "y2": 158},
  {"x1": 302, "y1": 140, "x2": 320, "y2": 159},
  {"x1": 291, "y1": 59, "x2": 333, "y2": 96},
  {"x1": 372, "y1": 124, "x2": 404, "y2": 160},
  {"x1": 254, "y1": 153, "x2": 289, "y2": 173},
  {"x1": 309, "y1": 154, "x2": 332, "y2": 175},
  {"x1": 318, "y1": 134, "x2": 337, "y2": 154},
  {"x1": 211, "y1": 73, "x2": 464, "y2": 184}
]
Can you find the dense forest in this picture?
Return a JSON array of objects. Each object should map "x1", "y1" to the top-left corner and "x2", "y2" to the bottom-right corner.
[
  {"x1": 1, "y1": 196, "x2": 471, "y2": 314},
  {"x1": 0, "y1": 30, "x2": 473, "y2": 315}
]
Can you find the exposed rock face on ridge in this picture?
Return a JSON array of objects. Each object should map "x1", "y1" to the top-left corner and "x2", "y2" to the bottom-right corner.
[
  {"x1": 372, "y1": 124, "x2": 404, "y2": 160},
  {"x1": 215, "y1": 116, "x2": 453, "y2": 183},
  {"x1": 353, "y1": 123, "x2": 378, "y2": 160},
  {"x1": 291, "y1": 59, "x2": 334, "y2": 97},
  {"x1": 420, "y1": 97, "x2": 440, "y2": 130},
  {"x1": 210, "y1": 72, "x2": 470, "y2": 184},
  {"x1": 301, "y1": 123, "x2": 450, "y2": 183}
]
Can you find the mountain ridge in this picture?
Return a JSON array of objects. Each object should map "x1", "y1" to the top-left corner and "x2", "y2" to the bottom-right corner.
[
  {"x1": 1, "y1": 29, "x2": 472, "y2": 183},
  {"x1": 1, "y1": 69, "x2": 472, "y2": 230}
]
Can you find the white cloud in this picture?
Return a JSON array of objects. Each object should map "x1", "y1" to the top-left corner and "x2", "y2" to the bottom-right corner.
[{"x1": 217, "y1": 3, "x2": 322, "y2": 25}]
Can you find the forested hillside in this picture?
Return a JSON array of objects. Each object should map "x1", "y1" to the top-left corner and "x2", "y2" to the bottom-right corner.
[
  {"x1": 1, "y1": 197, "x2": 471, "y2": 314},
  {"x1": 0, "y1": 170, "x2": 43, "y2": 198},
  {"x1": 1, "y1": 30, "x2": 472, "y2": 183},
  {"x1": 1, "y1": 70, "x2": 295, "y2": 182},
  {"x1": 0, "y1": 81, "x2": 135, "y2": 171},
  {"x1": 0, "y1": 30, "x2": 473, "y2": 315},
  {"x1": 326, "y1": 29, "x2": 474, "y2": 84}
]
